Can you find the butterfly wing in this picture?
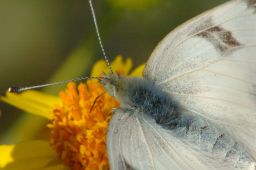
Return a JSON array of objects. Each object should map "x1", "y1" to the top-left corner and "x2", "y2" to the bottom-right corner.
[
  {"x1": 107, "y1": 109, "x2": 235, "y2": 170},
  {"x1": 144, "y1": 0, "x2": 256, "y2": 157}
]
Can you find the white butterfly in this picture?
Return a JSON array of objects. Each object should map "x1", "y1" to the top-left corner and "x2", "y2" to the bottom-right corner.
[{"x1": 105, "y1": 0, "x2": 256, "y2": 169}]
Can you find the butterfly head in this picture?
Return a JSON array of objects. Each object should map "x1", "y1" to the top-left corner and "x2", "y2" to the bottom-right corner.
[{"x1": 100, "y1": 73, "x2": 123, "y2": 96}]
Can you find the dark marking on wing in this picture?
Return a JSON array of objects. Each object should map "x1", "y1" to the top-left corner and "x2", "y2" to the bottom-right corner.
[
  {"x1": 245, "y1": 0, "x2": 256, "y2": 10},
  {"x1": 197, "y1": 24, "x2": 241, "y2": 53}
]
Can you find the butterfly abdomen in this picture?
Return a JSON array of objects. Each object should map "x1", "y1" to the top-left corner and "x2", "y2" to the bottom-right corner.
[{"x1": 173, "y1": 116, "x2": 255, "y2": 169}]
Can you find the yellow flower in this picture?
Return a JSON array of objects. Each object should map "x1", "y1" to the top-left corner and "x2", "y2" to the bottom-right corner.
[{"x1": 0, "y1": 55, "x2": 144, "y2": 170}]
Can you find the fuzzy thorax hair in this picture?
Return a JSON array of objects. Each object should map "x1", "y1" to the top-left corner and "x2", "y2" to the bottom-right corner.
[{"x1": 103, "y1": 74, "x2": 180, "y2": 126}]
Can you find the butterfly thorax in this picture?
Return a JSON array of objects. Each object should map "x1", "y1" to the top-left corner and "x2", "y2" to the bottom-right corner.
[{"x1": 104, "y1": 74, "x2": 181, "y2": 127}]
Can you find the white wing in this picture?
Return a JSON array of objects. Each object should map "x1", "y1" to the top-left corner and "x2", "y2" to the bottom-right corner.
[
  {"x1": 144, "y1": 0, "x2": 256, "y2": 158},
  {"x1": 107, "y1": 109, "x2": 253, "y2": 170}
]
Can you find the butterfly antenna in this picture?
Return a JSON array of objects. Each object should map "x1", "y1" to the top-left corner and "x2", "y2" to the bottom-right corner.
[
  {"x1": 88, "y1": 0, "x2": 113, "y2": 74},
  {"x1": 8, "y1": 76, "x2": 101, "y2": 93},
  {"x1": 8, "y1": 1, "x2": 113, "y2": 94}
]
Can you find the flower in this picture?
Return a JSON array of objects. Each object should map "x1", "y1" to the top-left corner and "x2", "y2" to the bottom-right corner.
[
  {"x1": 48, "y1": 82, "x2": 118, "y2": 170},
  {"x1": 0, "y1": 55, "x2": 144, "y2": 170}
]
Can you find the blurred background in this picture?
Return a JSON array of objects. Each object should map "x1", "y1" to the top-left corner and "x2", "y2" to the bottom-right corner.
[{"x1": 0, "y1": 0, "x2": 226, "y2": 143}]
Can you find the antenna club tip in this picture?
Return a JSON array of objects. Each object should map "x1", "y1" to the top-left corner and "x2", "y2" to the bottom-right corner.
[{"x1": 8, "y1": 87, "x2": 21, "y2": 93}]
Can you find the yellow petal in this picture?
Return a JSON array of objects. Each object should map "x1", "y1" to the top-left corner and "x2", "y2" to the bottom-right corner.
[
  {"x1": 130, "y1": 64, "x2": 145, "y2": 77},
  {"x1": 0, "y1": 140, "x2": 68, "y2": 170},
  {"x1": 0, "y1": 144, "x2": 14, "y2": 168},
  {"x1": 91, "y1": 55, "x2": 133, "y2": 77},
  {"x1": 1, "y1": 91, "x2": 61, "y2": 119},
  {"x1": 111, "y1": 55, "x2": 132, "y2": 75},
  {"x1": 90, "y1": 60, "x2": 109, "y2": 77}
]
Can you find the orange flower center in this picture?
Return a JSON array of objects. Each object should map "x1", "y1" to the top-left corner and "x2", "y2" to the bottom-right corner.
[{"x1": 48, "y1": 80, "x2": 119, "y2": 170}]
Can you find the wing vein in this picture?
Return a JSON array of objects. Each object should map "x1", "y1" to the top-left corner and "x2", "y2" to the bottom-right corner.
[
  {"x1": 136, "y1": 113, "x2": 156, "y2": 170},
  {"x1": 159, "y1": 44, "x2": 256, "y2": 85},
  {"x1": 158, "y1": 46, "x2": 242, "y2": 85}
]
